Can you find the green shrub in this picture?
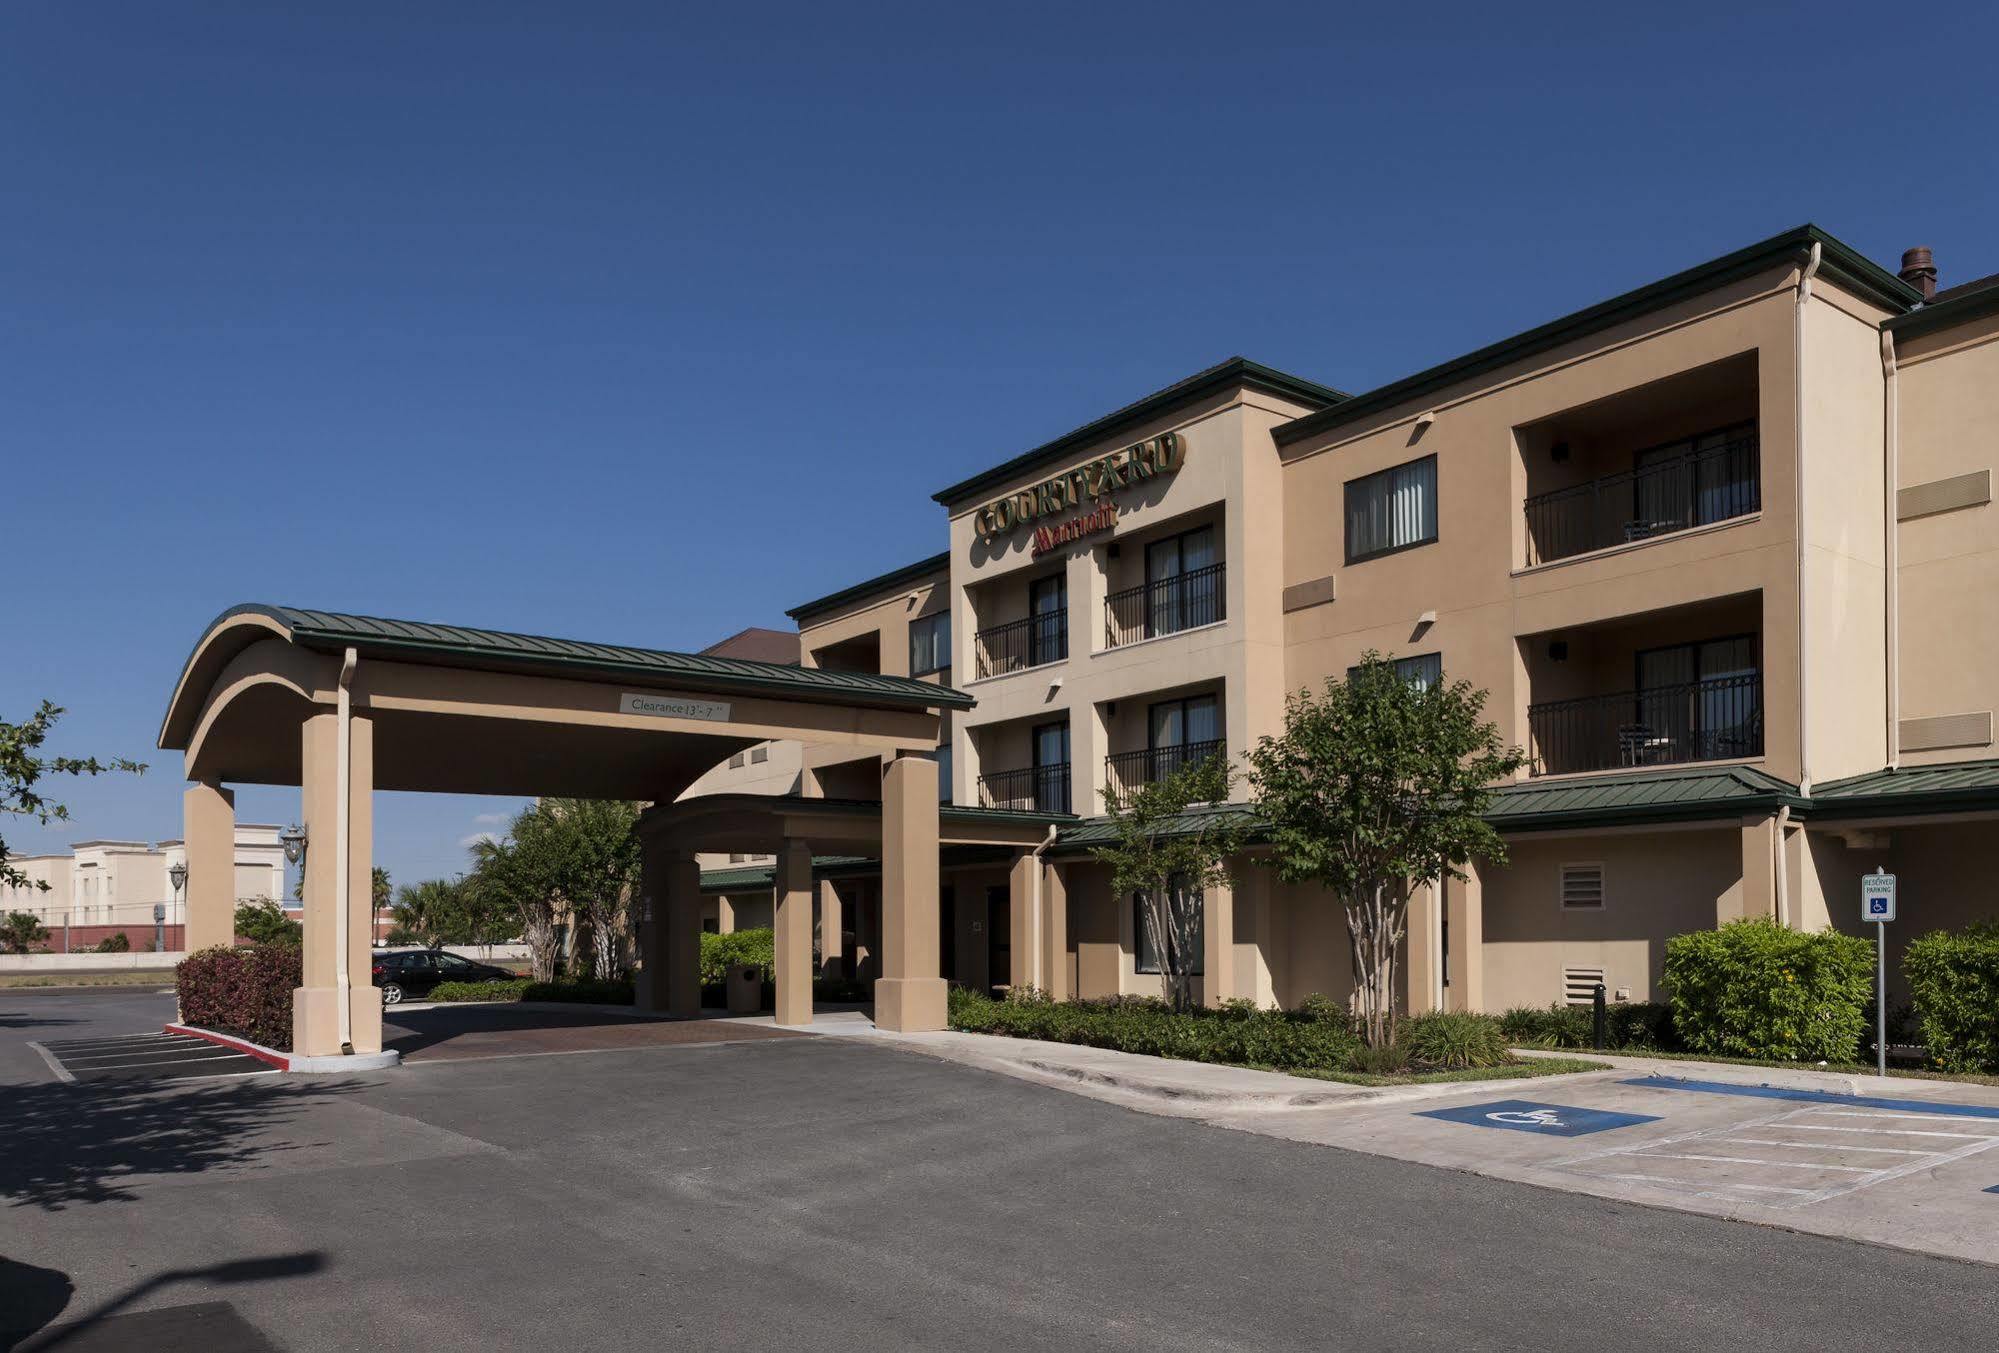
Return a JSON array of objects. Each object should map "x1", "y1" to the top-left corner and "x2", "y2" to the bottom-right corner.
[
  {"x1": 94, "y1": 932, "x2": 131, "y2": 954},
  {"x1": 1497, "y1": 1001, "x2": 1675, "y2": 1051},
  {"x1": 946, "y1": 988, "x2": 1367, "y2": 1074},
  {"x1": 1403, "y1": 1011, "x2": 1509, "y2": 1069},
  {"x1": 522, "y1": 977, "x2": 634, "y2": 1005},
  {"x1": 428, "y1": 979, "x2": 530, "y2": 1002},
  {"x1": 1904, "y1": 924, "x2": 1999, "y2": 1073},
  {"x1": 700, "y1": 928, "x2": 774, "y2": 984},
  {"x1": 1664, "y1": 919, "x2": 1872, "y2": 1061}
]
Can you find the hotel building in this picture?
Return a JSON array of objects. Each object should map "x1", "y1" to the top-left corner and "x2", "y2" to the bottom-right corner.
[
  {"x1": 0, "y1": 826, "x2": 287, "y2": 952},
  {"x1": 693, "y1": 224, "x2": 1999, "y2": 1014}
]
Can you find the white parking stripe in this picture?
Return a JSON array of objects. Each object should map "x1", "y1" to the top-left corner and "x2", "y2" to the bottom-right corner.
[
  {"x1": 1805, "y1": 1109, "x2": 1999, "y2": 1128},
  {"x1": 1592, "y1": 1172, "x2": 1814, "y2": 1196},
  {"x1": 74, "y1": 1053, "x2": 267, "y2": 1072},
  {"x1": 1774, "y1": 1123, "x2": 1989, "y2": 1140},
  {"x1": 1637, "y1": 1151, "x2": 1876, "y2": 1173},
  {"x1": 1720, "y1": 1137, "x2": 1931, "y2": 1155},
  {"x1": 60, "y1": 1047, "x2": 243, "y2": 1064}
]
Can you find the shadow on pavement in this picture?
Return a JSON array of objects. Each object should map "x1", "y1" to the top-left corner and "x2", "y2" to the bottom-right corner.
[
  {"x1": 0, "y1": 1014, "x2": 83, "y2": 1030},
  {"x1": 384, "y1": 1003, "x2": 654, "y2": 1058},
  {"x1": 8, "y1": 1252, "x2": 321, "y2": 1353},
  {"x1": 0, "y1": 1256, "x2": 73, "y2": 1351},
  {"x1": 0, "y1": 1078, "x2": 364, "y2": 1212}
]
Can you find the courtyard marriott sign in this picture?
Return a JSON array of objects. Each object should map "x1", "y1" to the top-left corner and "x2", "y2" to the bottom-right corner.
[{"x1": 973, "y1": 431, "x2": 1186, "y2": 557}]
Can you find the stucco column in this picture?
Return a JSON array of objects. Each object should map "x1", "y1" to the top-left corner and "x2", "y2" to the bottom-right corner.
[
  {"x1": 294, "y1": 710, "x2": 383, "y2": 1057},
  {"x1": 1405, "y1": 882, "x2": 1442, "y2": 1015},
  {"x1": 1444, "y1": 865, "x2": 1484, "y2": 1014},
  {"x1": 1735, "y1": 814, "x2": 1779, "y2": 924},
  {"x1": 817, "y1": 880, "x2": 844, "y2": 979},
  {"x1": 1202, "y1": 876, "x2": 1236, "y2": 1006},
  {"x1": 1041, "y1": 860, "x2": 1069, "y2": 1001},
  {"x1": 875, "y1": 755, "x2": 947, "y2": 1031},
  {"x1": 715, "y1": 893, "x2": 736, "y2": 935},
  {"x1": 1007, "y1": 850, "x2": 1039, "y2": 992},
  {"x1": 181, "y1": 778, "x2": 236, "y2": 954},
  {"x1": 774, "y1": 839, "x2": 814, "y2": 1025},
  {"x1": 637, "y1": 843, "x2": 701, "y2": 1015}
]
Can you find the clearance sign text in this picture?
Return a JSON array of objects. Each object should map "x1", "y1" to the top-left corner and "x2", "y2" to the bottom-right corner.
[{"x1": 972, "y1": 432, "x2": 1186, "y2": 558}]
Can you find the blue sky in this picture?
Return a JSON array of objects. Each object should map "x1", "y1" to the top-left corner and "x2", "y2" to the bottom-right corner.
[{"x1": 7, "y1": 1, "x2": 1998, "y2": 889}]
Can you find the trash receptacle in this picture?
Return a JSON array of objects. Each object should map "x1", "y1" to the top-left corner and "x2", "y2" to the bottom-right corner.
[{"x1": 726, "y1": 963, "x2": 762, "y2": 1014}]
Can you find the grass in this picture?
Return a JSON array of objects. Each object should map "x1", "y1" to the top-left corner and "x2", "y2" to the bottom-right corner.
[
  {"x1": 1517, "y1": 1043, "x2": 1999, "y2": 1088},
  {"x1": 0, "y1": 970, "x2": 179, "y2": 990},
  {"x1": 1279, "y1": 1056, "x2": 1610, "y2": 1087}
]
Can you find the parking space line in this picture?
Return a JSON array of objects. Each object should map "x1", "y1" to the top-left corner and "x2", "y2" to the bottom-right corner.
[
  {"x1": 1592, "y1": 1172, "x2": 1815, "y2": 1196},
  {"x1": 72, "y1": 1053, "x2": 262, "y2": 1071},
  {"x1": 1775, "y1": 1123, "x2": 1990, "y2": 1140},
  {"x1": 1637, "y1": 1150, "x2": 1876, "y2": 1173},
  {"x1": 1720, "y1": 1137, "x2": 1931, "y2": 1155},
  {"x1": 1805, "y1": 1109, "x2": 1999, "y2": 1127}
]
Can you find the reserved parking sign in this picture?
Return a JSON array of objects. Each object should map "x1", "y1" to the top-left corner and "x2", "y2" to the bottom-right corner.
[{"x1": 1863, "y1": 872, "x2": 1897, "y2": 923}]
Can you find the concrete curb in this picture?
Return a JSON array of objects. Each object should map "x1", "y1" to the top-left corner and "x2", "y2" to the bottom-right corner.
[
  {"x1": 166, "y1": 1022, "x2": 401, "y2": 1073},
  {"x1": 1509, "y1": 1047, "x2": 1886, "y2": 1096}
]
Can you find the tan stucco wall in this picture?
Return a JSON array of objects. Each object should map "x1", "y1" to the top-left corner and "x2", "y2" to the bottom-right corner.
[{"x1": 1893, "y1": 305, "x2": 1999, "y2": 765}]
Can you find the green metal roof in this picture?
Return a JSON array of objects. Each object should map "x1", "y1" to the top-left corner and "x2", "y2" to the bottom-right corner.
[
  {"x1": 1810, "y1": 760, "x2": 1999, "y2": 819},
  {"x1": 1050, "y1": 800, "x2": 1260, "y2": 854},
  {"x1": 1274, "y1": 225, "x2": 1920, "y2": 448},
  {"x1": 932, "y1": 357, "x2": 1349, "y2": 507},
  {"x1": 207, "y1": 603, "x2": 974, "y2": 711},
  {"x1": 1484, "y1": 765, "x2": 1805, "y2": 833},
  {"x1": 700, "y1": 854, "x2": 875, "y2": 892},
  {"x1": 786, "y1": 551, "x2": 951, "y2": 623}
]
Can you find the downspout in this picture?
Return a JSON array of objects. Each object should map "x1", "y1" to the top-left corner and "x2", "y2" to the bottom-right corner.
[
  {"x1": 1794, "y1": 243, "x2": 1822, "y2": 796},
  {"x1": 1881, "y1": 328, "x2": 1901, "y2": 769},
  {"x1": 336, "y1": 647, "x2": 358, "y2": 1056},
  {"x1": 1773, "y1": 805, "x2": 1791, "y2": 927}
]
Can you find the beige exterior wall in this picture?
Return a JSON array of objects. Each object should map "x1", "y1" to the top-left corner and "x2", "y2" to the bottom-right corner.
[
  {"x1": 0, "y1": 826, "x2": 285, "y2": 934},
  {"x1": 1892, "y1": 306, "x2": 1999, "y2": 765}
]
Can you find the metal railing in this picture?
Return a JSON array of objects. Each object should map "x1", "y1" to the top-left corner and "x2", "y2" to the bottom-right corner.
[
  {"x1": 1523, "y1": 434, "x2": 1760, "y2": 566},
  {"x1": 1105, "y1": 562, "x2": 1226, "y2": 649},
  {"x1": 1105, "y1": 739, "x2": 1226, "y2": 797},
  {"x1": 973, "y1": 612, "x2": 1068, "y2": 679},
  {"x1": 1527, "y1": 674, "x2": 1763, "y2": 776},
  {"x1": 977, "y1": 763, "x2": 1071, "y2": 814}
]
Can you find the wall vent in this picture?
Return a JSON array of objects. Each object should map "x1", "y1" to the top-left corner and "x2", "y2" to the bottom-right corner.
[
  {"x1": 1564, "y1": 966, "x2": 1607, "y2": 1006},
  {"x1": 1559, "y1": 862, "x2": 1605, "y2": 910}
]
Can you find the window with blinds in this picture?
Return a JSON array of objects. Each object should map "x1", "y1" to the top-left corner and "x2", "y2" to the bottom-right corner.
[{"x1": 1345, "y1": 455, "x2": 1439, "y2": 564}]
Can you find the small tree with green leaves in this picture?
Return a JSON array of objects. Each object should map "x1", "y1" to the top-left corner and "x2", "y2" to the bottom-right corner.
[
  {"x1": 3, "y1": 701, "x2": 144, "y2": 894},
  {"x1": 2, "y1": 910, "x2": 50, "y2": 955},
  {"x1": 235, "y1": 898, "x2": 302, "y2": 947},
  {"x1": 1245, "y1": 655, "x2": 1525, "y2": 1048},
  {"x1": 1090, "y1": 752, "x2": 1247, "y2": 1012}
]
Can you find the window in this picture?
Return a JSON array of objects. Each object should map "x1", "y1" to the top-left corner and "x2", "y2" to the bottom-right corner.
[
  {"x1": 728, "y1": 752, "x2": 746, "y2": 769},
  {"x1": 1144, "y1": 525, "x2": 1221, "y2": 635},
  {"x1": 1560, "y1": 863, "x2": 1604, "y2": 910},
  {"x1": 750, "y1": 745, "x2": 769, "y2": 764},
  {"x1": 1032, "y1": 721, "x2": 1071, "y2": 814},
  {"x1": 1133, "y1": 880, "x2": 1204, "y2": 975},
  {"x1": 1149, "y1": 694, "x2": 1221, "y2": 755},
  {"x1": 935, "y1": 743, "x2": 953, "y2": 804},
  {"x1": 1345, "y1": 455, "x2": 1438, "y2": 563},
  {"x1": 1028, "y1": 573, "x2": 1067, "y2": 667},
  {"x1": 435, "y1": 952, "x2": 478, "y2": 974},
  {"x1": 1633, "y1": 634, "x2": 1760, "y2": 762},
  {"x1": 1349, "y1": 653, "x2": 1443, "y2": 691},
  {"x1": 1631, "y1": 420, "x2": 1759, "y2": 536},
  {"x1": 909, "y1": 611, "x2": 951, "y2": 677}
]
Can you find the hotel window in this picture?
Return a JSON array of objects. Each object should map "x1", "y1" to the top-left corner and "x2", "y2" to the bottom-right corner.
[
  {"x1": 1133, "y1": 879, "x2": 1204, "y2": 975},
  {"x1": 1345, "y1": 455, "x2": 1438, "y2": 564},
  {"x1": 1348, "y1": 653, "x2": 1443, "y2": 691},
  {"x1": 1028, "y1": 573, "x2": 1068, "y2": 667},
  {"x1": 1144, "y1": 525, "x2": 1220, "y2": 636},
  {"x1": 909, "y1": 611, "x2": 951, "y2": 678},
  {"x1": 935, "y1": 743, "x2": 953, "y2": 804},
  {"x1": 750, "y1": 745, "x2": 769, "y2": 764}
]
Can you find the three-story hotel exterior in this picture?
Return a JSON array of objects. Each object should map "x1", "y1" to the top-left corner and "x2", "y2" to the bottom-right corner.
[{"x1": 694, "y1": 223, "x2": 1999, "y2": 1017}]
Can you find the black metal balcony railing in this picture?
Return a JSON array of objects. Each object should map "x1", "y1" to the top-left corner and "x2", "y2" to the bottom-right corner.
[
  {"x1": 1105, "y1": 563, "x2": 1226, "y2": 649},
  {"x1": 1523, "y1": 434, "x2": 1761, "y2": 566},
  {"x1": 978, "y1": 763, "x2": 1071, "y2": 814},
  {"x1": 1105, "y1": 739, "x2": 1226, "y2": 796},
  {"x1": 1527, "y1": 674, "x2": 1763, "y2": 777},
  {"x1": 973, "y1": 613, "x2": 1068, "y2": 679}
]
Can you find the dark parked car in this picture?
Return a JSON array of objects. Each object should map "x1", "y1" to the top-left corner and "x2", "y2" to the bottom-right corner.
[{"x1": 371, "y1": 948, "x2": 519, "y2": 1004}]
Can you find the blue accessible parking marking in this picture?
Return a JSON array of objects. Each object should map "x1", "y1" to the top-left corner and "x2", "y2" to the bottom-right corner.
[
  {"x1": 1416, "y1": 1099, "x2": 1661, "y2": 1137},
  {"x1": 1985, "y1": 1185, "x2": 1999, "y2": 1195}
]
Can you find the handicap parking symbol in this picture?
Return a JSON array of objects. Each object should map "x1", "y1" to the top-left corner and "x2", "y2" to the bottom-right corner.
[{"x1": 1416, "y1": 1099, "x2": 1661, "y2": 1137}]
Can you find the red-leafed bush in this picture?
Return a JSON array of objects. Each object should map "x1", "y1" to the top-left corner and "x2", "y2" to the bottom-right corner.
[{"x1": 176, "y1": 944, "x2": 301, "y2": 1051}]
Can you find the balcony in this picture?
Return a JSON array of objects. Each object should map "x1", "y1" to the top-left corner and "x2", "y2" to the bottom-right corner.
[
  {"x1": 1523, "y1": 432, "x2": 1760, "y2": 567},
  {"x1": 1104, "y1": 563, "x2": 1226, "y2": 649},
  {"x1": 1105, "y1": 738, "x2": 1226, "y2": 798},
  {"x1": 1527, "y1": 673, "x2": 1763, "y2": 777},
  {"x1": 973, "y1": 613, "x2": 1067, "y2": 679},
  {"x1": 978, "y1": 763, "x2": 1071, "y2": 814}
]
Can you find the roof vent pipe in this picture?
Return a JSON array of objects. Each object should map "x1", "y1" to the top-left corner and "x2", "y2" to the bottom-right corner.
[{"x1": 1899, "y1": 247, "x2": 1937, "y2": 302}]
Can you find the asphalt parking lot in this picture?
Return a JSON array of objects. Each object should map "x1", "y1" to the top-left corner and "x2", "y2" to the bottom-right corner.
[{"x1": 6, "y1": 987, "x2": 1999, "y2": 1352}]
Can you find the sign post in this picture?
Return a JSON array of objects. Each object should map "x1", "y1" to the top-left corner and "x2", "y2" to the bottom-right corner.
[{"x1": 1862, "y1": 869, "x2": 1897, "y2": 1078}]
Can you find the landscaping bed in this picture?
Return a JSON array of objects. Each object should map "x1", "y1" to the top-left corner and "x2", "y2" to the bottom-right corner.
[{"x1": 948, "y1": 988, "x2": 1604, "y2": 1085}]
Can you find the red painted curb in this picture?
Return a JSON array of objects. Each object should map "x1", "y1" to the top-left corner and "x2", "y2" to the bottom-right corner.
[{"x1": 164, "y1": 1022, "x2": 291, "y2": 1070}]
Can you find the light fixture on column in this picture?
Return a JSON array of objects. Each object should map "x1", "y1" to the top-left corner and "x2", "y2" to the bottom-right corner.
[
  {"x1": 279, "y1": 822, "x2": 308, "y2": 866},
  {"x1": 168, "y1": 861, "x2": 187, "y2": 937}
]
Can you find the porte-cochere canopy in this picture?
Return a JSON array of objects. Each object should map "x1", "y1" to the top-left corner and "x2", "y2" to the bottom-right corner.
[{"x1": 159, "y1": 603, "x2": 970, "y2": 1056}]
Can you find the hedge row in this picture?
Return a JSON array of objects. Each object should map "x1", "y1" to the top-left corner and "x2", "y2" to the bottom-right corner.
[
  {"x1": 700, "y1": 928, "x2": 774, "y2": 984},
  {"x1": 948, "y1": 989, "x2": 1514, "y2": 1075},
  {"x1": 1664, "y1": 919, "x2": 1873, "y2": 1062},
  {"x1": 426, "y1": 978, "x2": 633, "y2": 1004},
  {"x1": 176, "y1": 944, "x2": 302, "y2": 1051},
  {"x1": 1905, "y1": 924, "x2": 1999, "y2": 1074}
]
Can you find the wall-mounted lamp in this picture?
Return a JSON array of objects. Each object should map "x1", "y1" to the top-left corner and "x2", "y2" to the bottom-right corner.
[
  {"x1": 1550, "y1": 440, "x2": 1571, "y2": 463},
  {"x1": 1415, "y1": 410, "x2": 1437, "y2": 429},
  {"x1": 279, "y1": 822, "x2": 309, "y2": 867},
  {"x1": 1547, "y1": 640, "x2": 1569, "y2": 663}
]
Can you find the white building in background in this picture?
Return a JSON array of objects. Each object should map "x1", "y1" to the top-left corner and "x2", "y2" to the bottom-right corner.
[{"x1": 0, "y1": 825, "x2": 286, "y2": 951}]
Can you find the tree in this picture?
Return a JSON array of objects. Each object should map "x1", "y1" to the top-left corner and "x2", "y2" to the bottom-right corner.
[
  {"x1": 2, "y1": 701, "x2": 144, "y2": 893},
  {"x1": 543, "y1": 798, "x2": 641, "y2": 981},
  {"x1": 372, "y1": 866, "x2": 392, "y2": 940},
  {"x1": 385, "y1": 876, "x2": 504, "y2": 948},
  {"x1": 2, "y1": 910, "x2": 50, "y2": 955},
  {"x1": 466, "y1": 800, "x2": 641, "y2": 981},
  {"x1": 1089, "y1": 752, "x2": 1247, "y2": 1012},
  {"x1": 1245, "y1": 654, "x2": 1525, "y2": 1048},
  {"x1": 235, "y1": 898, "x2": 303, "y2": 947}
]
